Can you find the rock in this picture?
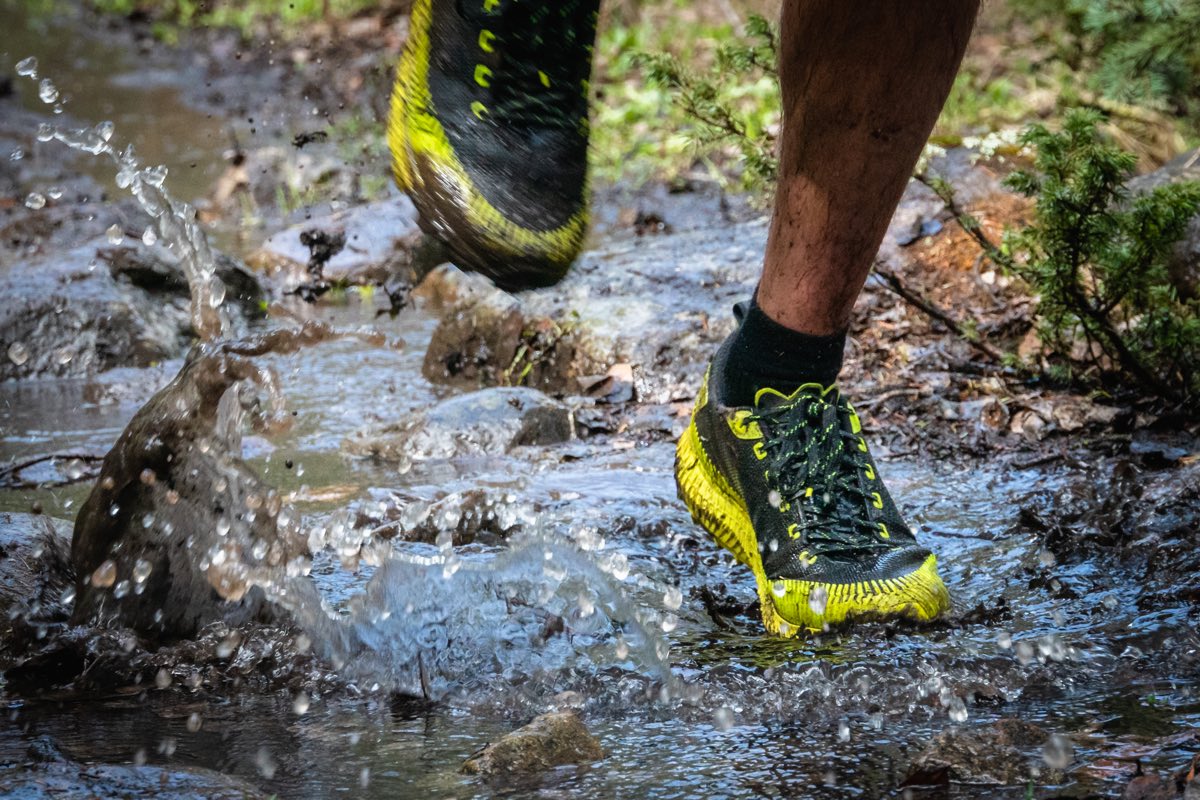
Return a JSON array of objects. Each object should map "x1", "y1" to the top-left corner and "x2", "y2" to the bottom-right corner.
[
  {"x1": 461, "y1": 711, "x2": 604, "y2": 777},
  {"x1": 0, "y1": 240, "x2": 265, "y2": 381},
  {"x1": 247, "y1": 195, "x2": 423, "y2": 292},
  {"x1": 344, "y1": 387, "x2": 573, "y2": 464},
  {"x1": 903, "y1": 719, "x2": 1062, "y2": 786},
  {"x1": 0, "y1": 241, "x2": 192, "y2": 381},
  {"x1": 1122, "y1": 772, "x2": 1179, "y2": 800},
  {"x1": 104, "y1": 244, "x2": 265, "y2": 310},
  {"x1": 0, "y1": 760, "x2": 267, "y2": 799},
  {"x1": 0, "y1": 513, "x2": 73, "y2": 644},
  {"x1": 70, "y1": 337, "x2": 313, "y2": 639},
  {"x1": 1126, "y1": 148, "x2": 1200, "y2": 298}
]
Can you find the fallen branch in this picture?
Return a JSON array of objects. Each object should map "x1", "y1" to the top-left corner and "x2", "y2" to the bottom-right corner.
[
  {"x1": 0, "y1": 453, "x2": 105, "y2": 489},
  {"x1": 871, "y1": 262, "x2": 1010, "y2": 366}
]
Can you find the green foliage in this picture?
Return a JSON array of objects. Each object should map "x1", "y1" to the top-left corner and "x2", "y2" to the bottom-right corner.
[
  {"x1": 634, "y1": 14, "x2": 779, "y2": 191},
  {"x1": 1014, "y1": 0, "x2": 1200, "y2": 114},
  {"x1": 1000, "y1": 109, "x2": 1200, "y2": 403},
  {"x1": 590, "y1": 8, "x2": 780, "y2": 189}
]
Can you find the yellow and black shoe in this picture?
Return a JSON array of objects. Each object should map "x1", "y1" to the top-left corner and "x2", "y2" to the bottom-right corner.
[
  {"x1": 389, "y1": 0, "x2": 599, "y2": 291},
  {"x1": 675, "y1": 347, "x2": 951, "y2": 636}
]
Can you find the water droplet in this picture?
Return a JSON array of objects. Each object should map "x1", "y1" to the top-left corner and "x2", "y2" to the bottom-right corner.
[
  {"x1": 133, "y1": 559, "x2": 153, "y2": 584},
  {"x1": 158, "y1": 737, "x2": 177, "y2": 756},
  {"x1": 997, "y1": 631, "x2": 1012, "y2": 649},
  {"x1": 7, "y1": 342, "x2": 30, "y2": 366},
  {"x1": 139, "y1": 468, "x2": 157, "y2": 486},
  {"x1": 614, "y1": 637, "x2": 629, "y2": 660},
  {"x1": 112, "y1": 579, "x2": 130, "y2": 599},
  {"x1": 155, "y1": 668, "x2": 172, "y2": 689},
  {"x1": 837, "y1": 720, "x2": 851, "y2": 742},
  {"x1": 1102, "y1": 595, "x2": 1118, "y2": 610},
  {"x1": 1015, "y1": 640, "x2": 1035, "y2": 665},
  {"x1": 90, "y1": 560, "x2": 117, "y2": 588},
  {"x1": 96, "y1": 121, "x2": 114, "y2": 142},
  {"x1": 106, "y1": 224, "x2": 124, "y2": 245},
  {"x1": 59, "y1": 586, "x2": 76, "y2": 606},
  {"x1": 53, "y1": 347, "x2": 72, "y2": 365},
  {"x1": 1043, "y1": 734, "x2": 1073, "y2": 770},
  {"x1": 142, "y1": 227, "x2": 158, "y2": 246},
  {"x1": 767, "y1": 489, "x2": 782, "y2": 508},
  {"x1": 808, "y1": 585, "x2": 829, "y2": 616},
  {"x1": 713, "y1": 707, "x2": 734, "y2": 731},
  {"x1": 663, "y1": 585, "x2": 683, "y2": 610},
  {"x1": 25, "y1": 192, "x2": 46, "y2": 209},
  {"x1": 186, "y1": 712, "x2": 203, "y2": 733},
  {"x1": 133, "y1": 748, "x2": 147, "y2": 766},
  {"x1": 292, "y1": 692, "x2": 310, "y2": 715},
  {"x1": 207, "y1": 276, "x2": 227, "y2": 308},
  {"x1": 771, "y1": 580, "x2": 786, "y2": 598},
  {"x1": 1038, "y1": 549, "x2": 1056, "y2": 567},
  {"x1": 36, "y1": 123, "x2": 54, "y2": 143},
  {"x1": 947, "y1": 696, "x2": 968, "y2": 723},
  {"x1": 216, "y1": 632, "x2": 241, "y2": 658},
  {"x1": 144, "y1": 165, "x2": 168, "y2": 187},
  {"x1": 47, "y1": 186, "x2": 63, "y2": 200},
  {"x1": 38, "y1": 78, "x2": 59, "y2": 104},
  {"x1": 9, "y1": 149, "x2": 25, "y2": 162},
  {"x1": 16, "y1": 57, "x2": 38, "y2": 77},
  {"x1": 661, "y1": 613, "x2": 678, "y2": 633},
  {"x1": 254, "y1": 746, "x2": 277, "y2": 779},
  {"x1": 360, "y1": 767, "x2": 371, "y2": 789}
]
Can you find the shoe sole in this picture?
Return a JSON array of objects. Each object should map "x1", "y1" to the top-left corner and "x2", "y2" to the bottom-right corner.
[{"x1": 674, "y1": 416, "x2": 951, "y2": 636}]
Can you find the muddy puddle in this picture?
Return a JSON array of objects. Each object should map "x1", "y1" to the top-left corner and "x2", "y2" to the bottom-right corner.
[{"x1": 3, "y1": 6, "x2": 1199, "y2": 800}]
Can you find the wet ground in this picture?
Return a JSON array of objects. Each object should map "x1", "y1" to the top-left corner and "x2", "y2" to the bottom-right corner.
[{"x1": 2, "y1": 5, "x2": 1200, "y2": 799}]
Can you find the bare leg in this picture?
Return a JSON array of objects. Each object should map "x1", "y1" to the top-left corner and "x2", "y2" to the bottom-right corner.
[{"x1": 757, "y1": 1, "x2": 979, "y2": 335}]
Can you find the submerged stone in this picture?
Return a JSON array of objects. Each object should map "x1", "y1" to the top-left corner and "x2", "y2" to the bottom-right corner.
[
  {"x1": 344, "y1": 386, "x2": 572, "y2": 463},
  {"x1": 460, "y1": 710, "x2": 604, "y2": 777},
  {"x1": 903, "y1": 719, "x2": 1063, "y2": 787}
]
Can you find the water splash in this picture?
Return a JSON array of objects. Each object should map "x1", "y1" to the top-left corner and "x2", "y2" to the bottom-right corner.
[
  {"x1": 20, "y1": 62, "x2": 674, "y2": 706},
  {"x1": 17, "y1": 68, "x2": 228, "y2": 341}
]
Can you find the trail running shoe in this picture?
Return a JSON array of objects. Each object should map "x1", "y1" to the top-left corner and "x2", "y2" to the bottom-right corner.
[
  {"x1": 674, "y1": 351, "x2": 951, "y2": 636},
  {"x1": 389, "y1": 0, "x2": 598, "y2": 291}
]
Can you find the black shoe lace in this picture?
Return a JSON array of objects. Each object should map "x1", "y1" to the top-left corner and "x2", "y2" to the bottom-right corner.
[{"x1": 748, "y1": 390, "x2": 891, "y2": 558}]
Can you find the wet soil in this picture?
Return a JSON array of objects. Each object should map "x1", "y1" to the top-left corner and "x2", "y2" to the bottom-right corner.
[{"x1": 2, "y1": 5, "x2": 1199, "y2": 799}]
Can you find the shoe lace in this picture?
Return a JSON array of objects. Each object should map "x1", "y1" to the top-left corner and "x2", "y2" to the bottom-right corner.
[{"x1": 748, "y1": 389, "x2": 891, "y2": 558}]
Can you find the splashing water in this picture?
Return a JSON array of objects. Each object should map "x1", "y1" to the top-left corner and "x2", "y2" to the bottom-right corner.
[
  {"x1": 18, "y1": 68, "x2": 228, "y2": 341},
  {"x1": 19, "y1": 63, "x2": 674, "y2": 702},
  {"x1": 224, "y1": 523, "x2": 674, "y2": 701}
]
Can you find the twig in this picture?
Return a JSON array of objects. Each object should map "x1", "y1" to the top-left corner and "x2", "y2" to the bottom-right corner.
[
  {"x1": 853, "y1": 386, "x2": 924, "y2": 411},
  {"x1": 0, "y1": 453, "x2": 104, "y2": 489},
  {"x1": 871, "y1": 262, "x2": 1010, "y2": 365}
]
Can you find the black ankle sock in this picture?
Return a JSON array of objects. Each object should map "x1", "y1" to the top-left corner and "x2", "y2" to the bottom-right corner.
[{"x1": 713, "y1": 298, "x2": 847, "y2": 406}]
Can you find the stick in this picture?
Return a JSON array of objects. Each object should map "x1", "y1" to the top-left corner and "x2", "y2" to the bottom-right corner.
[{"x1": 871, "y1": 263, "x2": 1009, "y2": 365}]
